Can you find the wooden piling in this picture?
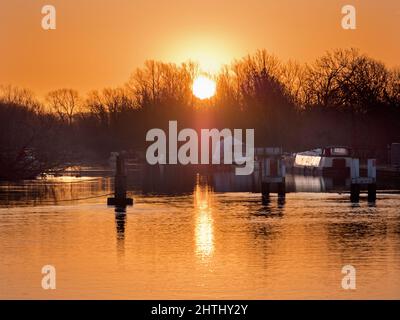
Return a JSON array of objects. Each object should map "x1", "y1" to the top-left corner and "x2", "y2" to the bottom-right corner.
[
  {"x1": 277, "y1": 181, "x2": 286, "y2": 198},
  {"x1": 367, "y1": 159, "x2": 377, "y2": 203},
  {"x1": 350, "y1": 183, "x2": 360, "y2": 203},
  {"x1": 107, "y1": 154, "x2": 133, "y2": 207},
  {"x1": 261, "y1": 182, "x2": 270, "y2": 203},
  {"x1": 259, "y1": 149, "x2": 286, "y2": 203},
  {"x1": 368, "y1": 183, "x2": 377, "y2": 203},
  {"x1": 350, "y1": 158, "x2": 377, "y2": 203}
]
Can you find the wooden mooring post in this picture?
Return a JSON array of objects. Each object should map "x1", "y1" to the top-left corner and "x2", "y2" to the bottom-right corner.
[
  {"x1": 107, "y1": 154, "x2": 133, "y2": 208},
  {"x1": 258, "y1": 148, "x2": 286, "y2": 203},
  {"x1": 350, "y1": 159, "x2": 377, "y2": 203}
]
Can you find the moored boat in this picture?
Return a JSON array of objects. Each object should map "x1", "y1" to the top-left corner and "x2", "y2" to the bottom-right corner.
[{"x1": 293, "y1": 146, "x2": 352, "y2": 177}]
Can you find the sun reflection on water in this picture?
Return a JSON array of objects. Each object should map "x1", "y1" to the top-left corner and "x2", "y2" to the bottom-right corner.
[{"x1": 194, "y1": 177, "x2": 214, "y2": 260}]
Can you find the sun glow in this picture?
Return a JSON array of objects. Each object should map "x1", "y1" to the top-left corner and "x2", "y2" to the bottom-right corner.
[{"x1": 192, "y1": 76, "x2": 216, "y2": 100}]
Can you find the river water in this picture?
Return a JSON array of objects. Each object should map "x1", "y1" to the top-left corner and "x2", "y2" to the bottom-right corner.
[{"x1": 0, "y1": 170, "x2": 399, "y2": 299}]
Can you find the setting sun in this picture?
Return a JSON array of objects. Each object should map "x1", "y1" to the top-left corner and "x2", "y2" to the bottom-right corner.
[{"x1": 192, "y1": 76, "x2": 216, "y2": 100}]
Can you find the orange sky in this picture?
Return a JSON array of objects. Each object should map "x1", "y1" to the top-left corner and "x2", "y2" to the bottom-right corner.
[{"x1": 0, "y1": 0, "x2": 399, "y2": 97}]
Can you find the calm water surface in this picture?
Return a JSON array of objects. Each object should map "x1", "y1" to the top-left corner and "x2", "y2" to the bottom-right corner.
[{"x1": 0, "y1": 173, "x2": 399, "y2": 299}]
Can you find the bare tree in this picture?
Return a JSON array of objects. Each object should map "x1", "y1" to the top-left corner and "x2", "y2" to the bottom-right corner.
[
  {"x1": 0, "y1": 85, "x2": 42, "y2": 112},
  {"x1": 126, "y1": 60, "x2": 197, "y2": 110},
  {"x1": 303, "y1": 48, "x2": 390, "y2": 112},
  {"x1": 387, "y1": 68, "x2": 400, "y2": 107},
  {"x1": 280, "y1": 60, "x2": 307, "y2": 107},
  {"x1": 46, "y1": 89, "x2": 81, "y2": 125}
]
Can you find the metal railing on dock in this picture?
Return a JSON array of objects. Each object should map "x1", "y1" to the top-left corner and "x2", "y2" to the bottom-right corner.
[{"x1": 256, "y1": 147, "x2": 379, "y2": 204}]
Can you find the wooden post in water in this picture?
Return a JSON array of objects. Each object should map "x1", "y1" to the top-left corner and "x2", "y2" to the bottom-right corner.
[
  {"x1": 261, "y1": 157, "x2": 270, "y2": 203},
  {"x1": 350, "y1": 183, "x2": 360, "y2": 203},
  {"x1": 277, "y1": 158, "x2": 286, "y2": 198},
  {"x1": 350, "y1": 159, "x2": 360, "y2": 203},
  {"x1": 350, "y1": 158, "x2": 377, "y2": 203},
  {"x1": 260, "y1": 148, "x2": 286, "y2": 203},
  {"x1": 107, "y1": 154, "x2": 133, "y2": 208},
  {"x1": 367, "y1": 159, "x2": 377, "y2": 203}
]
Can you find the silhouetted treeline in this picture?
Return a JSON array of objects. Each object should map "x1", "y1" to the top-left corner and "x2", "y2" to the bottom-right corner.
[{"x1": 1, "y1": 48, "x2": 399, "y2": 179}]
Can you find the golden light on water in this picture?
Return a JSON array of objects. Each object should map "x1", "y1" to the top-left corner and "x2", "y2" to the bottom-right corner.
[
  {"x1": 194, "y1": 181, "x2": 214, "y2": 259},
  {"x1": 192, "y1": 76, "x2": 216, "y2": 100}
]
